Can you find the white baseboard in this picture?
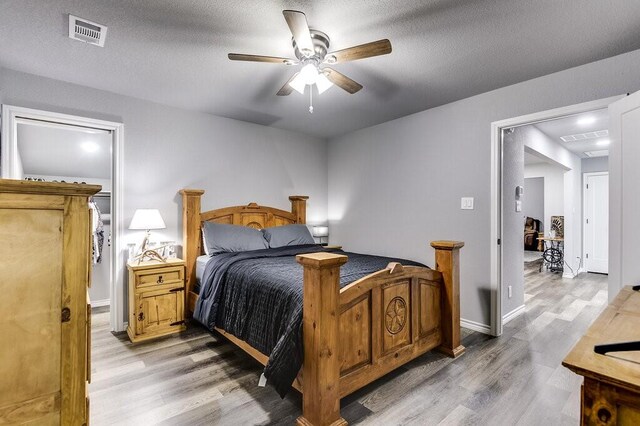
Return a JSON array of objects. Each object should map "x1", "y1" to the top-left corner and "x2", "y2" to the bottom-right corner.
[
  {"x1": 502, "y1": 304, "x2": 525, "y2": 324},
  {"x1": 460, "y1": 318, "x2": 492, "y2": 335},
  {"x1": 91, "y1": 298, "x2": 110, "y2": 308},
  {"x1": 562, "y1": 271, "x2": 577, "y2": 279}
]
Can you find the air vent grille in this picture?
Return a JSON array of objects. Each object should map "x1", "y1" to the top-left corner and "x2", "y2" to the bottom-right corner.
[
  {"x1": 560, "y1": 129, "x2": 608, "y2": 142},
  {"x1": 68, "y1": 14, "x2": 107, "y2": 47},
  {"x1": 584, "y1": 150, "x2": 609, "y2": 158}
]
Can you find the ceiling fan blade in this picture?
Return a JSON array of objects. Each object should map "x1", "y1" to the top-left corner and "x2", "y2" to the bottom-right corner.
[
  {"x1": 282, "y1": 10, "x2": 315, "y2": 57},
  {"x1": 228, "y1": 53, "x2": 293, "y2": 64},
  {"x1": 277, "y1": 73, "x2": 299, "y2": 96},
  {"x1": 324, "y1": 68, "x2": 363, "y2": 94},
  {"x1": 326, "y1": 39, "x2": 392, "y2": 63}
]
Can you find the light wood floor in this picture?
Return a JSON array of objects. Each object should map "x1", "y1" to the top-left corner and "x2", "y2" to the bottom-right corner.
[{"x1": 90, "y1": 262, "x2": 607, "y2": 425}]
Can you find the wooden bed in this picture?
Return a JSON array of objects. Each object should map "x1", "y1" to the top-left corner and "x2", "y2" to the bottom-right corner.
[{"x1": 181, "y1": 189, "x2": 465, "y2": 426}]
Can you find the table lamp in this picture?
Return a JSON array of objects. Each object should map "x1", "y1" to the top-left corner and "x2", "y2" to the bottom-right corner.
[
  {"x1": 312, "y1": 225, "x2": 329, "y2": 246},
  {"x1": 129, "y1": 209, "x2": 166, "y2": 252}
]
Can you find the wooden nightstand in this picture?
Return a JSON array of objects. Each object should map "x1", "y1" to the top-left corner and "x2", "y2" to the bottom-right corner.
[{"x1": 127, "y1": 258, "x2": 186, "y2": 343}]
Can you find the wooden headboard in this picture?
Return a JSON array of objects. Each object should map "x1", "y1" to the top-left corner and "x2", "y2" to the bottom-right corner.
[{"x1": 179, "y1": 189, "x2": 309, "y2": 311}]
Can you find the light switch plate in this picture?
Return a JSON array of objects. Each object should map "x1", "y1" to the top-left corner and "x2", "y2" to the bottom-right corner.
[
  {"x1": 515, "y1": 200, "x2": 522, "y2": 212},
  {"x1": 461, "y1": 197, "x2": 474, "y2": 210}
]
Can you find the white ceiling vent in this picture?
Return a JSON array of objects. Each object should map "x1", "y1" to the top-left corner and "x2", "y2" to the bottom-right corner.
[
  {"x1": 560, "y1": 129, "x2": 608, "y2": 142},
  {"x1": 584, "y1": 150, "x2": 609, "y2": 158},
  {"x1": 68, "y1": 14, "x2": 107, "y2": 47}
]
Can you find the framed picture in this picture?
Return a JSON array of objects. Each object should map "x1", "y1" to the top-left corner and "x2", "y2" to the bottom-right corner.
[
  {"x1": 550, "y1": 216, "x2": 564, "y2": 238},
  {"x1": 160, "y1": 241, "x2": 177, "y2": 259}
]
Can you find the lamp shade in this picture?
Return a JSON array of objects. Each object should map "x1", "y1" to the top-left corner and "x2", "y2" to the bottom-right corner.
[
  {"x1": 129, "y1": 209, "x2": 166, "y2": 230},
  {"x1": 312, "y1": 226, "x2": 329, "y2": 238}
]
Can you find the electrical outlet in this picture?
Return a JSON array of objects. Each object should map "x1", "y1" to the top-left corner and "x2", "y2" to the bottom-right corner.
[{"x1": 508, "y1": 285, "x2": 512, "y2": 298}]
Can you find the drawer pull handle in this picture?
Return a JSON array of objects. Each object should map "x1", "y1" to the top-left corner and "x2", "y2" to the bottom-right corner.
[
  {"x1": 597, "y1": 408, "x2": 611, "y2": 423},
  {"x1": 157, "y1": 275, "x2": 164, "y2": 284},
  {"x1": 169, "y1": 287, "x2": 183, "y2": 293}
]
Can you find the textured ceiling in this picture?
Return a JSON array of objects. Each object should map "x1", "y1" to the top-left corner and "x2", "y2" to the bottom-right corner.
[
  {"x1": 534, "y1": 109, "x2": 609, "y2": 158},
  {"x1": 18, "y1": 121, "x2": 112, "y2": 179},
  {"x1": 1, "y1": 1, "x2": 640, "y2": 138}
]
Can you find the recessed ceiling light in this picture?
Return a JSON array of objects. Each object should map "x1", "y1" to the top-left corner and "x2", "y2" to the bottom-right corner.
[
  {"x1": 596, "y1": 139, "x2": 610, "y2": 146},
  {"x1": 81, "y1": 141, "x2": 99, "y2": 153},
  {"x1": 577, "y1": 116, "x2": 596, "y2": 126}
]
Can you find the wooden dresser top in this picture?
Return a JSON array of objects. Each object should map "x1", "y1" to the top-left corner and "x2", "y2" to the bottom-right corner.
[
  {"x1": 563, "y1": 286, "x2": 640, "y2": 392},
  {"x1": 0, "y1": 179, "x2": 101, "y2": 196}
]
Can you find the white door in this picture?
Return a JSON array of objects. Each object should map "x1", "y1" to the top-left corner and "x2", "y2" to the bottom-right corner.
[
  {"x1": 609, "y1": 90, "x2": 640, "y2": 298},
  {"x1": 584, "y1": 173, "x2": 608, "y2": 273}
]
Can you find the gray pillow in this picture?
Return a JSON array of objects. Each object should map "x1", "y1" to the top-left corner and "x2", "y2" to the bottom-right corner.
[
  {"x1": 202, "y1": 222, "x2": 268, "y2": 255},
  {"x1": 262, "y1": 224, "x2": 315, "y2": 248}
]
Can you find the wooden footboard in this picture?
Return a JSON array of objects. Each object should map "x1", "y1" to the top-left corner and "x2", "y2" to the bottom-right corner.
[{"x1": 296, "y1": 241, "x2": 464, "y2": 426}]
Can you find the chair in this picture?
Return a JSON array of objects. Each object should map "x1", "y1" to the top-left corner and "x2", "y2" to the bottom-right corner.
[{"x1": 524, "y1": 217, "x2": 542, "y2": 251}]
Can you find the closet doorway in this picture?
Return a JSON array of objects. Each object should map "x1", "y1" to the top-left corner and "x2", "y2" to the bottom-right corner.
[{"x1": 1, "y1": 106, "x2": 124, "y2": 331}]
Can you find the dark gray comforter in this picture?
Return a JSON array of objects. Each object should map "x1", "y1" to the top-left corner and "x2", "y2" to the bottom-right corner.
[{"x1": 193, "y1": 244, "x2": 425, "y2": 397}]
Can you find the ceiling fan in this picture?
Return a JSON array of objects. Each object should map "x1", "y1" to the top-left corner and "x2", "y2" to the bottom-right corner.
[{"x1": 228, "y1": 10, "x2": 392, "y2": 112}]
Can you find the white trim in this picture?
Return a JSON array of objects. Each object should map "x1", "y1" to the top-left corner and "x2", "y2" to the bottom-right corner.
[
  {"x1": 461, "y1": 318, "x2": 492, "y2": 335},
  {"x1": 490, "y1": 121, "x2": 501, "y2": 337},
  {"x1": 582, "y1": 171, "x2": 609, "y2": 275},
  {"x1": 90, "y1": 298, "x2": 111, "y2": 308},
  {"x1": 1, "y1": 105, "x2": 126, "y2": 332},
  {"x1": 490, "y1": 95, "x2": 624, "y2": 337},
  {"x1": 502, "y1": 304, "x2": 525, "y2": 324}
]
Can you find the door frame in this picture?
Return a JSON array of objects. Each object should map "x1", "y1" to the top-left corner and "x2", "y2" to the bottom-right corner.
[
  {"x1": 583, "y1": 171, "x2": 609, "y2": 274},
  {"x1": 490, "y1": 95, "x2": 623, "y2": 336},
  {"x1": 1, "y1": 105, "x2": 126, "y2": 332}
]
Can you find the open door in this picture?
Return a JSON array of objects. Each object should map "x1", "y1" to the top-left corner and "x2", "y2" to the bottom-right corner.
[{"x1": 609, "y1": 90, "x2": 640, "y2": 300}]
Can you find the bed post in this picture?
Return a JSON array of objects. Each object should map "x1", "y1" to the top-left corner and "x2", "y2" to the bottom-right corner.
[
  {"x1": 296, "y1": 252, "x2": 349, "y2": 426},
  {"x1": 430, "y1": 240, "x2": 465, "y2": 358},
  {"x1": 180, "y1": 189, "x2": 205, "y2": 313},
  {"x1": 289, "y1": 195, "x2": 309, "y2": 224}
]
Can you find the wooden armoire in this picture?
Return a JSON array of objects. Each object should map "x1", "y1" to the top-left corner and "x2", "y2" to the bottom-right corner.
[{"x1": 0, "y1": 179, "x2": 100, "y2": 425}]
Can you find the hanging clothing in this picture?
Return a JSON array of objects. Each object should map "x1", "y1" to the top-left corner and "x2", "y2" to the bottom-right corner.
[{"x1": 89, "y1": 198, "x2": 105, "y2": 264}]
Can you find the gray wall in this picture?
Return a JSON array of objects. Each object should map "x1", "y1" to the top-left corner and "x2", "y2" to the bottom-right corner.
[
  {"x1": 328, "y1": 48, "x2": 640, "y2": 328},
  {"x1": 523, "y1": 178, "x2": 544, "y2": 226},
  {"x1": 501, "y1": 130, "x2": 524, "y2": 316},
  {"x1": 582, "y1": 156, "x2": 608, "y2": 173},
  {"x1": 0, "y1": 67, "x2": 329, "y2": 322}
]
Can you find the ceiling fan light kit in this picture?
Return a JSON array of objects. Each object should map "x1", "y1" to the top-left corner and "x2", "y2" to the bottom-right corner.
[{"x1": 228, "y1": 10, "x2": 392, "y2": 113}]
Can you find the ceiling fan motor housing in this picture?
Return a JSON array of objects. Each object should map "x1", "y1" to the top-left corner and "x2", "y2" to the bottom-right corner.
[{"x1": 293, "y1": 29, "x2": 330, "y2": 62}]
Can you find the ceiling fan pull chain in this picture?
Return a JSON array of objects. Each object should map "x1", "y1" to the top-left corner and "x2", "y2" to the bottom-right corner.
[{"x1": 309, "y1": 88, "x2": 314, "y2": 114}]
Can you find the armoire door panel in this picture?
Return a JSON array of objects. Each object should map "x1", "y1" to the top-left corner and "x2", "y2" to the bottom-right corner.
[{"x1": 0, "y1": 209, "x2": 63, "y2": 420}]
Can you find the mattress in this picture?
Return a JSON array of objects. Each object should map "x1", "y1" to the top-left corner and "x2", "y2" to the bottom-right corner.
[{"x1": 195, "y1": 254, "x2": 210, "y2": 285}]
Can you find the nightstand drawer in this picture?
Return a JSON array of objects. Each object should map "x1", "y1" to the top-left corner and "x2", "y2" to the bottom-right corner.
[{"x1": 136, "y1": 267, "x2": 183, "y2": 288}]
